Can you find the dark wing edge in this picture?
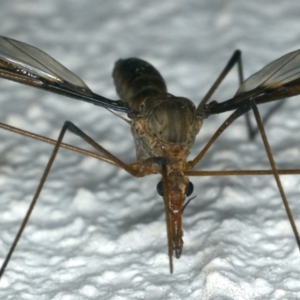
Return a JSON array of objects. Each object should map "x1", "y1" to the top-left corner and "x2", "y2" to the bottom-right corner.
[
  {"x1": 203, "y1": 49, "x2": 300, "y2": 116},
  {"x1": 0, "y1": 36, "x2": 132, "y2": 113}
]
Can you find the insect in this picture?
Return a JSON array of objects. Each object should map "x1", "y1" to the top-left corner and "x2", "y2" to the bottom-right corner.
[{"x1": 0, "y1": 36, "x2": 300, "y2": 278}]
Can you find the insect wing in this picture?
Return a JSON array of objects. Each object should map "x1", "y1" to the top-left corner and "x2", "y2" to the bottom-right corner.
[
  {"x1": 0, "y1": 36, "x2": 90, "y2": 89},
  {"x1": 236, "y1": 50, "x2": 300, "y2": 95},
  {"x1": 0, "y1": 36, "x2": 132, "y2": 112},
  {"x1": 205, "y1": 49, "x2": 300, "y2": 116}
]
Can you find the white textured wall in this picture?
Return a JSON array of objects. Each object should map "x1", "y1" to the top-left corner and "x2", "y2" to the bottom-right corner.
[{"x1": 1, "y1": 1, "x2": 300, "y2": 299}]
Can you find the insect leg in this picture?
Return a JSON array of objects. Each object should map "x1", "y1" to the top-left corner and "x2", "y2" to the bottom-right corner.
[
  {"x1": 196, "y1": 50, "x2": 243, "y2": 113},
  {"x1": 0, "y1": 121, "x2": 122, "y2": 167},
  {"x1": 188, "y1": 100, "x2": 300, "y2": 173},
  {"x1": 246, "y1": 100, "x2": 285, "y2": 139},
  {"x1": 188, "y1": 102, "x2": 252, "y2": 170},
  {"x1": 197, "y1": 50, "x2": 284, "y2": 140},
  {"x1": 0, "y1": 120, "x2": 139, "y2": 280},
  {"x1": 252, "y1": 103, "x2": 300, "y2": 252},
  {"x1": 184, "y1": 169, "x2": 300, "y2": 176}
]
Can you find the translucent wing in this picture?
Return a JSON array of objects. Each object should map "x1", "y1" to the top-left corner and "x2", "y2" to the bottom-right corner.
[
  {"x1": 205, "y1": 49, "x2": 300, "y2": 116},
  {"x1": 0, "y1": 36, "x2": 132, "y2": 113},
  {"x1": 236, "y1": 50, "x2": 300, "y2": 95}
]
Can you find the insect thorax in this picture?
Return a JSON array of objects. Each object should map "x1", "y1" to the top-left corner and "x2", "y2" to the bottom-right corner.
[{"x1": 131, "y1": 95, "x2": 203, "y2": 170}]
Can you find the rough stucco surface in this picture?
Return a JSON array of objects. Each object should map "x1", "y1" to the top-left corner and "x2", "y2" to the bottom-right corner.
[{"x1": 1, "y1": 1, "x2": 300, "y2": 299}]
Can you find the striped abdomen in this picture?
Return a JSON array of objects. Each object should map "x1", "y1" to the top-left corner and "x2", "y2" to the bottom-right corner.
[{"x1": 113, "y1": 58, "x2": 167, "y2": 110}]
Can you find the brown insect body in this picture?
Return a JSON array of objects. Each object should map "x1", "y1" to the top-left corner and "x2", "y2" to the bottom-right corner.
[{"x1": 113, "y1": 58, "x2": 203, "y2": 258}]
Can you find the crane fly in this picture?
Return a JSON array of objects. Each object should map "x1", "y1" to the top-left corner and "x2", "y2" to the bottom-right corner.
[{"x1": 0, "y1": 36, "x2": 300, "y2": 278}]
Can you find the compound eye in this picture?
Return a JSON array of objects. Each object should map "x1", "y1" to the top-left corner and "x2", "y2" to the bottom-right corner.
[
  {"x1": 156, "y1": 181, "x2": 164, "y2": 197},
  {"x1": 185, "y1": 181, "x2": 194, "y2": 197}
]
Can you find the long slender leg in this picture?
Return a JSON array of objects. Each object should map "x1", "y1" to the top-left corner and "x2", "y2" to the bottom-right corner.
[
  {"x1": 188, "y1": 102, "x2": 252, "y2": 169},
  {"x1": 0, "y1": 120, "x2": 139, "y2": 279},
  {"x1": 64, "y1": 121, "x2": 139, "y2": 176},
  {"x1": 196, "y1": 50, "x2": 243, "y2": 113},
  {"x1": 189, "y1": 103, "x2": 300, "y2": 257},
  {"x1": 247, "y1": 101, "x2": 285, "y2": 139},
  {"x1": 4, "y1": 119, "x2": 299, "y2": 177},
  {"x1": 197, "y1": 50, "x2": 285, "y2": 140},
  {"x1": 188, "y1": 100, "x2": 300, "y2": 173},
  {"x1": 0, "y1": 121, "x2": 121, "y2": 167},
  {"x1": 184, "y1": 169, "x2": 300, "y2": 176},
  {"x1": 185, "y1": 105, "x2": 300, "y2": 256},
  {"x1": 252, "y1": 104, "x2": 300, "y2": 251}
]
